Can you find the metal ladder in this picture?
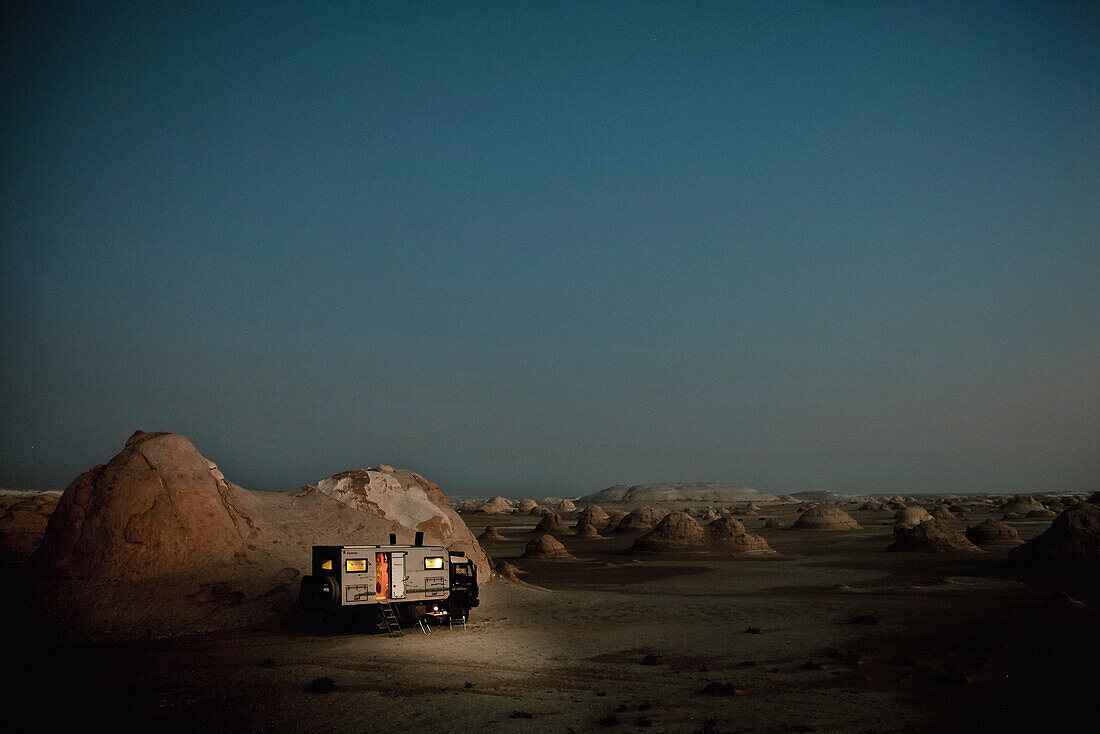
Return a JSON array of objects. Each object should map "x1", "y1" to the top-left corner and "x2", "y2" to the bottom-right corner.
[{"x1": 379, "y1": 602, "x2": 403, "y2": 637}]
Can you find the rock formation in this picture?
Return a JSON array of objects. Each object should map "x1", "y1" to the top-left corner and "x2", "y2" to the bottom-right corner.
[
  {"x1": 558, "y1": 499, "x2": 576, "y2": 513},
  {"x1": 964, "y1": 519, "x2": 1022, "y2": 545},
  {"x1": 532, "y1": 512, "x2": 572, "y2": 535},
  {"x1": 517, "y1": 499, "x2": 540, "y2": 513},
  {"x1": 582, "y1": 483, "x2": 778, "y2": 503},
  {"x1": 613, "y1": 506, "x2": 669, "y2": 533},
  {"x1": 894, "y1": 506, "x2": 932, "y2": 529},
  {"x1": 478, "y1": 525, "x2": 506, "y2": 541},
  {"x1": 574, "y1": 522, "x2": 601, "y2": 538},
  {"x1": 706, "y1": 517, "x2": 774, "y2": 554},
  {"x1": 631, "y1": 512, "x2": 707, "y2": 551},
  {"x1": 790, "y1": 505, "x2": 861, "y2": 530},
  {"x1": 522, "y1": 533, "x2": 573, "y2": 559},
  {"x1": 1000, "y1": 496, "x2": 1049, "y2": 515},
  {"x1": 0, "y1": 492, "x2": 60, "y2": 563},
  {"x1": 31, "y1": 432, "x2": 255, "y2": 580},
  {"x1": 1007, "y1": 504, "x2": 1100, "y2": 569},
  {"x1": 575, "y1": 505, "x2": 611, "y2": 530},
  {"x1": 478, "y1": 496, "x2": 513, "y2": 514},
  {"x1": 887, "y1": 519, "x2": 982, "y2": 553}
]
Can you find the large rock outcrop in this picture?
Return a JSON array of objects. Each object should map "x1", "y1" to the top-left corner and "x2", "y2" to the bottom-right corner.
[
  {"x1": 30, "y1": 432, "x2": 255, "y2": 580},
  {"x1": 301, "y1": 466, "x2": 489, "y2": 576},
  {"x1": 582, "y1": 483, "x2": 778, "y2": 503},
  {"x1": 1007, "y1": 504, "x2": 1100, "y2": 570}
]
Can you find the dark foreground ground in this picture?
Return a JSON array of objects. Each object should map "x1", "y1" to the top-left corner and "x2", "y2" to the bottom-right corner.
[{"x1": 2, "y1": 509, "x2": 1098, "y2": 733}]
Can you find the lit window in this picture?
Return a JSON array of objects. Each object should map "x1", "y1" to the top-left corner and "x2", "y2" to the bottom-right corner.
[
  {"x1": 346, "y1": 559, "x2": 367, "y2": 572},
  {"x1": 424, "y1": 557, "x2": 444, "y2": 570},
  {"x1": 321, "y1": 560, "x2": 332, "y2": 571}
]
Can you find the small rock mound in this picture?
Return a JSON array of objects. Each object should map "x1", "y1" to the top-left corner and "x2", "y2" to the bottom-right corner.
[
  {"x1": 522, "y1": 533, "x2": 573, "y2": 559},
  {"x1": 478, "y1": 526, "x2": 506, "y2": 541},
  {"x1": 0, "y1": 492, "x2": 60, "y2": 563},
  {"x1": 706, "y1": 517, "x2": 774, "y2": 554},
  {"x1": 613, "y1": 506, "x2": 669, "y2": 534},
  {"x1": 965, "y1": 519, "x2": 1022, "y2": 545},
  {"x1": 1000, "y1": 496, "x2": 1049, "y2": 515},
  {"x1": 575, "y1": 505, "x2": 610, "y2": 530},
  {"x1": 574, "y1": 522, "x2": 601, "y2": 538},
  {"x1": 1007, "y1": 504, "x2": 1100, "y2": 570},
  {"x1": 479, "y1": 496, "x2": 513, "y2": 514},
  {"x1": 517, "y1": 499, "x2": 540, "y2": 513},
  {"x1": 894, "y1": 506, "x2": 933, "y2": 529},
  {"x1": 558, "y1": 499, "x2": 576, "y2": 513},
  {"x1": 930, "y1": 506, "x2": 954, "y2": 520},
  {"x1": 791, "y1": 504, "x2": 861, "y2": 530},
  {"x1": 631, "y1": 512, "x2": 706, "y2": 551},
  {"x1": 532, "y1": 512, "x2": 572, "y2": 535},
  {"x1": 887, "y1": 519, "x2": 982, "y2": 553}
]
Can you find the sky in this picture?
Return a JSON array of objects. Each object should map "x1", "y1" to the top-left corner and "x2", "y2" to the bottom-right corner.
[{"x1": 1, "y1": 1, "x2": 1097, "y2": 496}]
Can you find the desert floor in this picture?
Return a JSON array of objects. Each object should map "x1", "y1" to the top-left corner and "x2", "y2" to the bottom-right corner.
[{"x1": 2, "y1": 504, "x2": 1097, "y2": 733}]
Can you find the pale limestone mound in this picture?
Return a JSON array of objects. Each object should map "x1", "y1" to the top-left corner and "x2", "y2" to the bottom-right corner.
[
  {"x1": 1007, "y1": 504, "x2": 1100, "y2": 569},
  {"x1": 493, "y1": 559, "x2": 524, "y2": 582},
  {"x1": 30, "y1": 431, "x2": 255, "y2": 580},
  {"x1": 478, "y1": 496, "x2": 513, "y2": 514},
  {"x1": 706, "y1": 517, "x2": 774, "y2": 554},
  {"x1": 0, "y1": 492, "x2": 60, "y2": 563},
  {"x1": 887, "y1": 518, "x2": 982, "y2": 553},
  {"x1": 574, "y1": 522, "x2": 601, "y2": 538},
  {"x1": 895, "y1": 506, "x2": 933, "y2": 529},
  {"x1": 582, "y1": 483, "x2": 778, "y2": 503},
  {"x1": 558, "y1": 499, "x2": 576, "y2": 513},
  {"x1": 532, "y1": 512, "x2": 572, "y2": 535},
  {"x1": 529, "y1": 505, "x2": 550, "y2": 516},
  {"x1": 931, "y1": 506, "x2": 954, "y2": 520},
  {"x1": 631, "y1": 512, "x2": 706, "y2": 551},
  {"x1": 303, "y1": 466, "x2": 489, "y2": 575},
  {"x1": 1000, "y1": 496, "x2": 1048, "y2": 515},
  {"x1": 603, "y1": 510, "x2": 627, "y2": 532},
  {"x1": 1027, "y1": 508, "x2": 1058, "y2": 518},
  {"x1": 522, "y1": 533, "x2": 573, "y2": 559},
  {"x1": 575, "y1": 505, "x2": 611, "y2": 529},
  {"x1": 517, "y1": 499, "x2": 540, "y2": 513},
  {"x1": 858, "y1": 501, "x2": 884, "y2": 511},
  {"x1": 762, "y1": 517, "x2": 781, "y2": 528},
  {"x1": 965, "y1": 519, "x2": 1022, "y2": 545},
  {"x1": 613, "y1": 506, "x2": 670, "y2": 534},
  {"x1": 790, "y1": 504, "x2": 861, "y2": 530},
  {"x1": 478, "y1": 525, "x2": 506, "y2": 541},
  {"x1": 701, "y1": 507, "x2": 721, "y2": 522}
]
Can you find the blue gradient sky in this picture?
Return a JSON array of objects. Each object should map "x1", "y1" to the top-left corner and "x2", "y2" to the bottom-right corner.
[{"x1": 2, "y1": 2, "x2": 1097, "y2": 495}]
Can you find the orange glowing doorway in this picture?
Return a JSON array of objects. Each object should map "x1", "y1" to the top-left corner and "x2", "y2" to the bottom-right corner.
[{"x1": 376, "y1": 552, "x2": 390, "y2": 599}]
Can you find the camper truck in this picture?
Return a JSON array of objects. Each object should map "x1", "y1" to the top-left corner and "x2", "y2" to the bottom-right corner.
[{"x1": 298, "y1": 532, "x2": 479, "y2": 632}]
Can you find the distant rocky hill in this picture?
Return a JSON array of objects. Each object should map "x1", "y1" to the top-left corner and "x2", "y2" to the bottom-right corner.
[{"x1": 581, "y1": 483, "x2": 779, "y2": 503}]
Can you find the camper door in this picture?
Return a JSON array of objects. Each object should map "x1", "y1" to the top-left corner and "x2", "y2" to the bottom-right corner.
[{"x1": 391, "y1": 552, "x2": 407, "y2": 598}]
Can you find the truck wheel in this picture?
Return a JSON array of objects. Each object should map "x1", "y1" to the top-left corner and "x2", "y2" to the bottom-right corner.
[{"x1": 368, "y1": 609, "x2": 389, "y2": 634}]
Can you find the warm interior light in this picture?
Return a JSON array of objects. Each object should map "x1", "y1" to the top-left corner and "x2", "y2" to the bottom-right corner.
[
  {"x1": 345, "y1": 559, "x2": 367, "y2": 573},
  {"x1": 425, "y1": 557, "x2": 444, "y2": 570},
  {"x1": 321, "y1": 560, "x2": 332, "y2": 571}
]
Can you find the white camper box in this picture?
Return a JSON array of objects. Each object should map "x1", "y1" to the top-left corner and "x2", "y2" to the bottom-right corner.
[{"x1": 332, "y1": 544, "x2": 454, "y2": 605}]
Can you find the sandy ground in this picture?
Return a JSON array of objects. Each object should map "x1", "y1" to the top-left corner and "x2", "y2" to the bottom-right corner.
[{"x1": 2, "y1": 502, "x2": 1097, "y2": 733}]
